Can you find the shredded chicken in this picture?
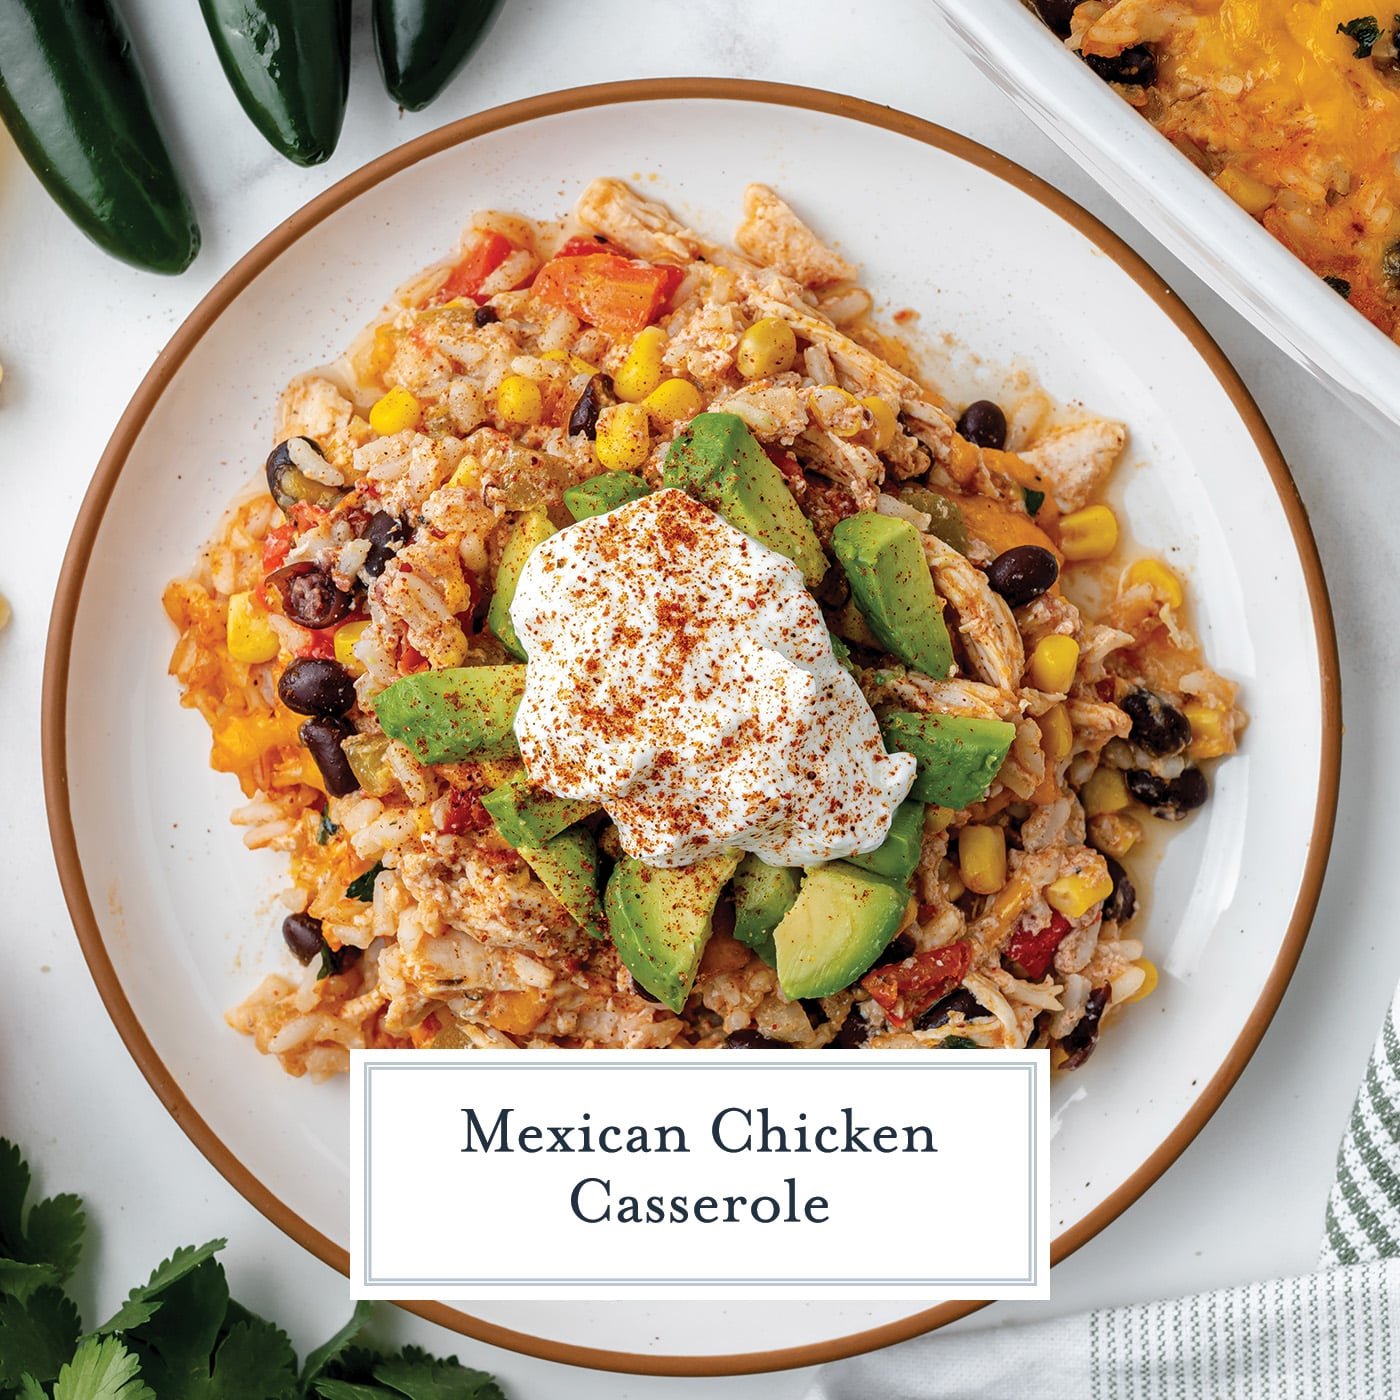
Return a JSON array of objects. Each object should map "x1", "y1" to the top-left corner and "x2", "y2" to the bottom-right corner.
[{"x1": 735, "y1": 183, "x2": 858, "y2": 287}]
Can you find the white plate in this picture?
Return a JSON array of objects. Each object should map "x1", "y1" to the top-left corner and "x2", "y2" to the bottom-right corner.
[
  {"x1": 933, "y1": 0, "x2": 1400, "y2": 438},
  {"x1": 44, "y1": 82, "x2": 1339, "y2": 1376}
]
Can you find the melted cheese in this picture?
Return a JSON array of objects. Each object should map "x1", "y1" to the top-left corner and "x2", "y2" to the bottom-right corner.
[{"x1": 1100, "y1": 0, "x2": 1400, "y2": 335}]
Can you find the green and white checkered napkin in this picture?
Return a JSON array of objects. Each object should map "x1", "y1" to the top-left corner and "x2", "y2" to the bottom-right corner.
[{"x1": 807, "y1": 989, "x2": 1400, "y2": 1399}]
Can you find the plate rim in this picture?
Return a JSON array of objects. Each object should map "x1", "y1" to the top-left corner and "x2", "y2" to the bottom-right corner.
[{"x1": 41, "y1": 77, "x2": 1342, "y2": 1378}]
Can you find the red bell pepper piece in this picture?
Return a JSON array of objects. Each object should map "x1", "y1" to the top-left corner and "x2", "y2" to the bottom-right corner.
[
  {"x1": 530, "y1": 251, "x2": 684, "y2": 335},
  {"x1": 862, "y1": 941, "x2": 973, "y2": 1027},
  {"x1": 432, "y1": 231, "x2": 514, "y2": 303},
  {"x1": 1003, "y1": 912, "x2": 1073, "y2": 981}
]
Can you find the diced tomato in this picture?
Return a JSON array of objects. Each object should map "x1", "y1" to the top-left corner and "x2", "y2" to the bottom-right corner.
[
  {"x1": 441, "y1": 786, "x2": 493, "y2": 836},
  {"x1": 555, "y1": 235, "x2": 611, "y2": 258},
  {"x1": 763, "y1": 444, "x2": 806, "y2": 496},
  {"x1": 296, "y1": 628, "x2": 338, "y2": 660},
  {"x1": 399, "y1": 641, "x2": 430, "y2": 674},
  {"x1": 261, "y1": 523, "x2": 294, "y2": 573},
  {"x1": 290, "y1": 502, "x2": 329, "y2": 533},
  {"x1": 530, "y1": 252, "x2": 684, "y2": 336},
  {"x1": 432, "y1": 232, "x2": 514, "y2": 303},
  {"x1": 861, "y1": 941, "x2": 973, "y2": 1028},
  {"x1": 1003, "y1": 913, "x2": 1073, "y2": 981}
]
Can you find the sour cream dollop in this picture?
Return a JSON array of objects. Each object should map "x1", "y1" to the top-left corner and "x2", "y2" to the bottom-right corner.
[{"x1": 510, "y1": 488, "x2": 916, "y2": 867}]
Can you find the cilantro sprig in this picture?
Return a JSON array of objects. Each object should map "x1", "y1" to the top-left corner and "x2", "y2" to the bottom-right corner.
[
  {"x1": 1338, "y1": 15, "x2": 1382, "y2": 56},
  {"x1": 0, "y1": 1140, "x2": 504, "y2": 1400}
]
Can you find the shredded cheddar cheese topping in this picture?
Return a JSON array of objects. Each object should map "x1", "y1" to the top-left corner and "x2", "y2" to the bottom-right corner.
[{"x1": 1079, "y1": 0, "x2": 1400, "y2": 336}]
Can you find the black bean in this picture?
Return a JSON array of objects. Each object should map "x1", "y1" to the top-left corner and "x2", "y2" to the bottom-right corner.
[
  {"x1": 567, "y1": 374, "x2": 615, "y2": 440},
  {"x1": 915, "y1": 986, "x2": 988, "y2": 1031},
  {"x1": 1025, "y1": 1009, "x2": 1052, "y2": 1049},
  {"x1": 1061, "y1": 985, "x2": 1110, "y2": 1069},
  {"x1": 1384, "y1": 240, "x2": 1400, "y2": 287},
  {"x1": 828, "y1": 1013, "x2": 870, "y2": 1049},
  {"x1": 282, "y1": 912, "x2": 325, "y2": 965},
  {"x1": 815, "y1": 561, "x2": 851, "y2": 609},
  {"x1": 724, "y1": 1028, "x2": 790, "y2": 1049},
  {"x1": 1121, "y1": 689, "x2": 1191, "y2": 757},
  {"x1": 1102, "y1": 855, "x2": 1137, "y2": 924},
  {"x1": 800, "y1": 997, "x2": 829, "y2": 1027},
  {"x1": 266, "y1": 562, "x2": 352, "y2": 630},
  {"x1": 278, "y1": 657, "x2": 356, "y2": 717},
  {"x1": 319, "y1": 941, "x2": 363, "y2": 977},
  {"x1": 300, "y1": 717, "x2": 359, "y2": 796},
  {"x1": 474, "y1": 305, "x2": 499, "y2": 325},
  {"x1": 1032, "y1": 0, "x2": 1080, "y2": 36},
  {"x1": 1125, "y1": 766, "x2": 1208, "y2": 820},
  {"x1": 1084, "y1": 45, "x2": 1157, "y2": 86},
  {"x1": 362, "y1": 509, "x2": 411, "y2": 579},
  {"x1": 986, "y1": 545, "x2": 1060, "y2": 608},
  {"x1": 872, "y1": 932, "x2": 916, "y2": 969},
  {"x1": 955, "y1": 399, "x2": 1007, "y2": 450},
  {"x1": 265, "y1": 437, "x2": 345, "y2": 514}
]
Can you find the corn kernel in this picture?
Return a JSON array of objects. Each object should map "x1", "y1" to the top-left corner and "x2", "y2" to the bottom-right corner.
[
  {"x1": 818, "y1": 385, "x2": 866, "y2": 437},
  {"x1": 1184, "y1": 702, "x2": 1231, "y2": 759},
  {"x1": 1028, "y1": 634, "x2": 1080, "y2": 693},
  {"x1": 1082, "y1": 766, "x2": 1130, "y2": 816},
  {"x1": 1216, "y1": 166, "x2": 1276, "y2": 216},
  {"x1": 643, "y1": 377, "x2": 703, "y2": 425},
  {"x1": 613, "y1": 326, "x2": 668, "y2": 403},
  {"x1": 959, "y1": 824, "x2": 1007, "y2": 895},
  {"x1": 495, "y1": 374, "x2": 543, "y2": 426},
  {"x1": 594, "y1": 401, "x2": 651, "y2": 472},
  {"x1": 1058, "y1": 504, "x2": 1119, "y2": 562},
  {"x1": 862, "y1": 395, "x2": 898, "y2": 451},
  {"x1": 368, "y1": 324, "x2": 397, "y2": 379},
  {"x1": 334, "y1": 619, "x2": 370, "y2": 676},
  {"x1": 447, "y1": 456, "x2": 482, "y2": 491},
  {"x1": 1126, "y1": 558, "x2": 1184, "y2": 609},
  {"x1": 938, "y1": 858, "x2": 965, "y2": 903},
  {"x1": 540, "y1": 349, "x2": 600, "y2": 374},
  {"x1": 1037, "y1": 703, "x2": 1073, "y2": 765},
  {"x1": 992, "y1": 872, "x2": 1029, "y2": 925},
  {"x1": 736, "y1": 316, "x2": 797, "y2": 379},
  {"x1": 226, "y1": 590, "x2": 279, "y2": 664},
  {"x1": 925, "y1": 805, "x2": 955, "y2": 835},
  {"x1": 1087, "y1": 811, "x2": 1141, "y2": 859},
  {"x1": 368, "y1": 386, "x2": 421, "y2": 436},
  {"x1": 1046, "y1": 863, "x2": 1115, "y2": 919},
  {"x1": 1124, "y1": 958, "x2": 1159, "y2": 1003}
]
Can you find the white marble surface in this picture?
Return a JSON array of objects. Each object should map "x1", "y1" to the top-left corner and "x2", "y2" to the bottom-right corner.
[{"x1": 0, "y1": 0, "x2": 1390, "y2": 1393}]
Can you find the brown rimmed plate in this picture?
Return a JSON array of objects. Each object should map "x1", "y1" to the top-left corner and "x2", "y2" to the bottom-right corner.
[{"x1": 42, "y1": 80, "x2": 1340, "y2": 1375}]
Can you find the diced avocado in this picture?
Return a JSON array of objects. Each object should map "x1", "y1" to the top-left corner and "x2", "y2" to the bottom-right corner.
[
  {"x1": 732, "y1": 854, "x2": 801, "y2": 967},
  {"x1": 482, "y1": 770, "x2": 597, "y2": 849},
  {"x1": 564, "y1": 471, "x2": 651, "y2": 521},
  {"x1": 372, "y1": 665, "x2": 525, "y2": 764},
  {"x1": 661, "y1": 412, "x2": 827, "y2": 584},
  {"x1": 846, "y1": 799, "x2": 927, "y2": 885},
  {"x1": 605, "y1": 852, "x2": 741, "y2": 1012},
  {"x1": 831, "y1": 512, "x2": 954, "y2": 680},
  {"x1": 488, "y1": 510, "x2": 555, "y2": 659},
  {"x1": 881, "y1": 710, "x2": 1016, "y2": 808},
  {"x1": 899, "y1": 486, "x2": 968, "y2": 553},
  {"x1": 772, "y1": 862, "x2": 910, "y2": 1000},
  {"x1": 520, "y1": 825, "x2": 607, "y2": 939}
]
